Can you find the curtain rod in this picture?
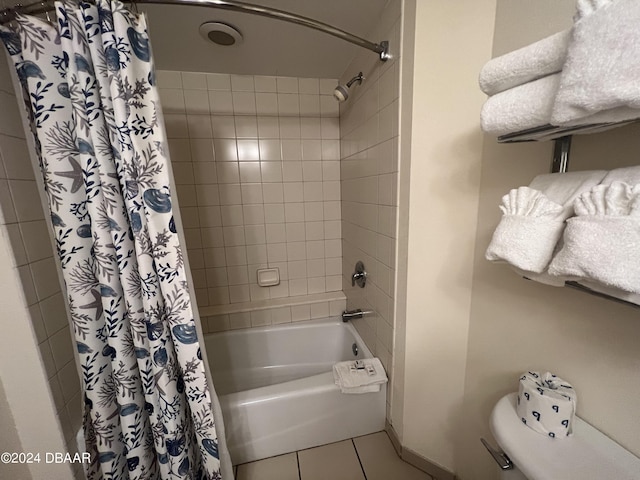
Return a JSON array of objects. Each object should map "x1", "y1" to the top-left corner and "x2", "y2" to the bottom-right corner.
[{"x1": 0, "y1": 0, "x2": 390, "y2": 61}]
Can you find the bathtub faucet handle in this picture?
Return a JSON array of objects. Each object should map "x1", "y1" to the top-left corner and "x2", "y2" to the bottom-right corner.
[{"x1": 351, "y1": 261, "x2": 367, "y2": 288}]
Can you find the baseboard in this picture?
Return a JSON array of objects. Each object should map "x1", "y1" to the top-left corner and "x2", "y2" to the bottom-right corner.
[
  {"x1": 386, "y1": 420, "x2": 402, "y2": 456},
  {"x1": 385, "y1": 421, "x2": 456, "y2": 480}
]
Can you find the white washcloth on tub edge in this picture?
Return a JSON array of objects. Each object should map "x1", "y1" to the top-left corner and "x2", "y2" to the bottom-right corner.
[
  {"x1": 551, "y1": 0, "x2": 640, "y2": 126},
  {"x1": 479, "y1": 30, "x2": 571, "y2": 96},
  {"x1": 340, "y1": 385, "x2": 381, "y2": 395},
  {"x1": 333, "y1": 358, "x2": 387, "y2": 393}
]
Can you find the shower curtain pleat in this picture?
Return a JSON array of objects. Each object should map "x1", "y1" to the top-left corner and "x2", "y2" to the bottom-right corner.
[{"x1": 1, "y1": 1, "x2": 228, "y2": 478}]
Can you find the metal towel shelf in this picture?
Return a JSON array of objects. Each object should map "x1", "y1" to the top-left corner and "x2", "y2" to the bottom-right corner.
[
  {"x1": 496, "y1": 120, "x2": 637, "y2": 143},
  {"x1": 497, "y1": 122, "x2": 640, "y2": 309}
]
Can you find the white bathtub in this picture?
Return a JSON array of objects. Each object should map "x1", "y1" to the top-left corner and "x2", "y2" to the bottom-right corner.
[{"x1": 205, "y1": 317, "x2": 386, "y2": 465}]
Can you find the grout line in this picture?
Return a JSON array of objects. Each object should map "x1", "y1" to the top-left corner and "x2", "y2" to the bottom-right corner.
[
  {"x1": 351, "y1": 438, "x2": 368, "y2": 480},
  {"x1": 296, "y1": 451, "x2": 302, "y2": 480}
]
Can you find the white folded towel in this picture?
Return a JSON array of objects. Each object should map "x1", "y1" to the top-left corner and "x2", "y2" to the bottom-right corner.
[
  {"x1": 479, "y1": 30, "x2": 571, "y2": 96},
  {"x1": 486, "y1": 187, "x2": 565, "y2": 273},
  {"x1": 548, "y1": 182, "x2": 640, "y2": 293},
  {"x1": 481, "y1": 74, "x2": 560, "y2": 136},
  {"x1": 552, "y1": 0, "x2": 640, "y2": 126},
  {"x1": 339, "y1": 385, "x2": 382, "y2": 394},
  {"x1": 480, "y1": 73, "x2": 638, "y2": 136},
  {"x1": 575, "y1": 0, "x2": 614, "y2": 19},
  {"x1": 601, "y1": 165, "x2": 640, "y2": 187},
  {"x1": 486, "y1": 170, "x2": 607, "y2": 274},
  {"x1": 332, "y1": 358, "x2": 387, "y2": 394}
]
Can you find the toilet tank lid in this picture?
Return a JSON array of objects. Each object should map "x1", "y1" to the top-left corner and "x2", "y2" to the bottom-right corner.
[{"x1": 490, "y1": 393, "x2": 640, "y2": 480}]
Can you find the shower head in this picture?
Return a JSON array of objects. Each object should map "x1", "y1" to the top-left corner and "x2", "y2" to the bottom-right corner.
[
  {"x1": 333, "y1": 72, "x2": 364, "y2": 102},
  {"x1": 333, "y1": 84, "x2": 350, "y2": 102}
]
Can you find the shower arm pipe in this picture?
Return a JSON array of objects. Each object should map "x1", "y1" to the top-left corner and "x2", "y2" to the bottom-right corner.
[{"x1": 0, "y1": 0, "x2": 391, "y2": 61}]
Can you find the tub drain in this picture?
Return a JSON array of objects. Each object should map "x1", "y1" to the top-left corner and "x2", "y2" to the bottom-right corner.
[{"x1": 352, "y1": 343, "x2": 359, "y2": 356}]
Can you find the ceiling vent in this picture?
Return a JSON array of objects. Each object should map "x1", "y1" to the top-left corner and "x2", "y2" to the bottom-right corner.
[{"x1": 199, "y1": 22, "x2": 244, "y2": 46}]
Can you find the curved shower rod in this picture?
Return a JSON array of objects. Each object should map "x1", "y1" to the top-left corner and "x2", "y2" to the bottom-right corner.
[{"x1": 0, "y1": 0, "x2": 390, "y2": 61}]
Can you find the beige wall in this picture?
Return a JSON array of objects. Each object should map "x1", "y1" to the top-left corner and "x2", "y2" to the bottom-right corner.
[
  {"x1": 457, "y1": 1, "x2": 640, "y2": 480},
  {"x1": 395, "y1": 0, "x2": 497, "y2": 473},
  {"x1": 338, "y1": 0, "x2": 401, "y2": 422},
  {"x1": 0, "y1": 51, "x2": 81, "y2": 480}
]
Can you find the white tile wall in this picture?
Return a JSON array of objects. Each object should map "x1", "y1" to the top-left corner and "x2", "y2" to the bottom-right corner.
[
  {"x1": 204, "y1": 298, "x2": 347, "y2": 333},
  {"x1": 159, "y1": 71, "x2": 344, "y2": 326},
  {"x1": 338, "y1": 0, "x2": 401, "y2": 421}
]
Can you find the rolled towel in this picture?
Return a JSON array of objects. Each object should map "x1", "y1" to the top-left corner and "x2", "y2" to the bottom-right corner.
[
  {"x1": 479, "y1": 73, "x2": 637, "y2": 136},
  {"x1": 481, "y1": 74, "x2": 560, "y2": 136},
  {"x1": 601, "y1": 165, "x2": 640, "y2": 187},
  {"x1": 486, "y1": 170, "x2": 607, "y2": 273},
  {"x1": 551, "y1": 0, "x2": 640, "y2": 126},
  {"x1": 529, "y1": 169, "x2": 608, "y2": 212},
  {"x1": 517, "y1": 371, "x2": 577, "y2": 439},
  {"x1": 333, "y1": 358, "x2": 387, "y2": 394},
  {"x1": 548, "y1": 182, "x2": 640, "y2": 293},
  {"x1": 479, "y1": 30, "x2": 571, "y2": 96}
]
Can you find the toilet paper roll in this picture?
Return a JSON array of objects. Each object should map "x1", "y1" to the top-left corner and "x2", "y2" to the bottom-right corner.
[{"x1": 516, "y1": 371, "x2": 576, "y2": 439}]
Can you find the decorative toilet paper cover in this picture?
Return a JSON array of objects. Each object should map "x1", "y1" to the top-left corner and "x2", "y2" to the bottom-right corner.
[{"x1": 516, "y1": 371, "x2": 577, "y2": 439}]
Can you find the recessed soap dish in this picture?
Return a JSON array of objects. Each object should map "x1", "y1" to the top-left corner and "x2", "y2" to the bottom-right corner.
[{"x1": 257, "y1": 268, "x2": 280, "y2": 287}]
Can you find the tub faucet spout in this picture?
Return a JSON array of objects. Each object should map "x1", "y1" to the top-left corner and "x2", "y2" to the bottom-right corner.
[{"x1": 342, "y1": 309, "x2": 369, "y2": 322}]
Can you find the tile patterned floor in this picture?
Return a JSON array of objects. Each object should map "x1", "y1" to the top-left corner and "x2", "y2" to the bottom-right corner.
[{"x1": 234, "y1": 431, "x2": 433, "y2": 480}]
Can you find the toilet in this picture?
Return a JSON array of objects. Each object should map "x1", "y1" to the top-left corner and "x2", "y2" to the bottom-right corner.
[{"x1": 487, "y1": 393, "x2": 640, "y2": 480}]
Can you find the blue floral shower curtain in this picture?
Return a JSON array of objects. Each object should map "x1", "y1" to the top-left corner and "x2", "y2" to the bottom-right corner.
[{"x1": 1, "y1": 1, "x2": 225, "y2": 478}]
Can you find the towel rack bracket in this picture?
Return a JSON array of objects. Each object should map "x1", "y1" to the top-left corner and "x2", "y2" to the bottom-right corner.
[{"x1": 551, "y1": 135, "x2": 572, "y2": 173}]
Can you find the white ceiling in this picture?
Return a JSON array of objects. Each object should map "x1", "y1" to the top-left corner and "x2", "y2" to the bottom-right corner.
[{"x1": 142, "y1": 0, "x2": 389, "y2": 78}]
